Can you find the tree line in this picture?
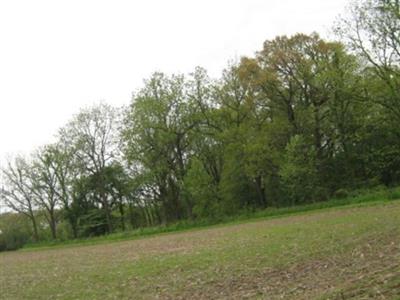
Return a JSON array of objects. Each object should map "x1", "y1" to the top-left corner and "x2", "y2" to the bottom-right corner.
[{"x1": 1, "y1": 0, "x2": 399, "y2": 249}]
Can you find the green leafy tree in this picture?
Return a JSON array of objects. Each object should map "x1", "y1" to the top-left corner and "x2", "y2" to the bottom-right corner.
[
  {"x1": 60, "y1": 103, "x2": 121, "y2": 233},
  {"x1": 123, "y1": 73, "x2": 200, "y2": 222},
  {"x1": 337, "y1": 0, "x2": 400, "y2": 126}
]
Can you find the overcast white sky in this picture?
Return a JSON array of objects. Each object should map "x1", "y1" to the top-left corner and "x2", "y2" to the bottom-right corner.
[{"x1": 0, "y1": 0, "x2": 349, "y2": 164}]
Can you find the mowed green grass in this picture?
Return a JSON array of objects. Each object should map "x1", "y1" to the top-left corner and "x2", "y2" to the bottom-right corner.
[{"x1": 1, "y1": 202, "x2": 399, "y2": 299}]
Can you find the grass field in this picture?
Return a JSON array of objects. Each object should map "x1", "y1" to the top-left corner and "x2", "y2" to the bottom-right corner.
[{"x1": 1, "y1": 201, "x2": 400, "y2": 299}]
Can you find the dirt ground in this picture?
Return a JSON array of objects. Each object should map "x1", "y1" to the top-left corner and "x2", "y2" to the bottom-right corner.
[{"x1": 1, "y1": 203, "x2": 399, "y2": 299}]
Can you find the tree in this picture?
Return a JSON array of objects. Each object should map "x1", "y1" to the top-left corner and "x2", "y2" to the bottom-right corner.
[
  {"x1": 336, "y1": 0, "x2": 400, "y2": 187},
  {"x1": 60, "y1": 103, "x2": 121, "y2": 233},
  {"x1": 41, "y1": 143, "x2": 79, "y2": 238},
  {"x1": 185, "y1": 68, "x2": 226, "y2": 216},
  {"x1": 123, "y1": 72, "x2": 200, "y2": 222},
  {"x1": 1, "y1": 156, "x2": 40, "y2": 241},
  {"x1": 30, "y1": 147, "x2": 61, "y2": 239},
  {"x1": 215, "y1": 64, "x2": 259, "y2": 211},
  {"x1": 237, "y1": 33, "x2": 367, "y2": 199},
  {"x1": 337, "y1": 0, "x2": 400, "y2": 125}
]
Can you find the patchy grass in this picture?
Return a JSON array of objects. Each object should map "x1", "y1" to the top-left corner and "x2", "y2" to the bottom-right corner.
[{"x1": 1, "y1": 201, "x2": 399, "y2": 299}]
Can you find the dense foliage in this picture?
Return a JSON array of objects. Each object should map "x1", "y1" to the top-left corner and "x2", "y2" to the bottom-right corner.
[{"x1": 1, "y1": 0, "x2": 399, "y2": 249}]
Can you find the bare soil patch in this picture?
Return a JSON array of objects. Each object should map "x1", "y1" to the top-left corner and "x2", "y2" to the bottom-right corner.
[{"x1": 1, "y1": 203, "x2": 399, "y2": 299}]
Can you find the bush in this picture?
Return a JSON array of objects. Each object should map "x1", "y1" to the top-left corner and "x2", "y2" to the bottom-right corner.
[
  {"x1": 388, "y1": 187, "x2": 400, "y2": 200},
  {"x1": 0, "y1": 230, "x2": 29, "y2": 251},
  {"x1": 280, "y1": 135, "x2": 321, "y2": 204},
  {"x1": 0, "y1": 213, "x2": 31, "y2": 251},
  {"x1": 333, "y1": 188, "x2": 349, "y2": 199}
]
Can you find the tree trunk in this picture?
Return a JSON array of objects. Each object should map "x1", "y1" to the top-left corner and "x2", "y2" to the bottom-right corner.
[
  {"x1": 102, "y1": 194, "x2": 113, "y2": 233},
  {"x1": 314, "y1": 106, "x2": 323, "y2": 162},
  {"x1": 118, "y1": 200, "x2": 126, "y2": 231},
  {"x1": 128, "y1": 202, "x2": 136, "y2": 228},
  {"x1": 50, "y1": 214, "x2": 57, "y2": 240},
  {"x1": 71, "y1": 221, "x2": 78, "y2": 239},
  {"x1": 30, "y1": 215, "x2": 39, "y2": 242},
  {"x1": 143, "y1": 206, "x2": 153, "y2": 227},
  {"x1": 254, "y1": 175, "x2": 266, "y2": 207},
  {"x1": 67, "y1": 211, "x2": 78, "y2": 239},
  {"x1": 63, "y1": 202, "x2": 78, "y2": 238}
]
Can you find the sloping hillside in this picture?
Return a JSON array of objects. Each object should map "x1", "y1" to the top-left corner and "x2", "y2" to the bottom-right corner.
[{"x1": 1, "y1": 202, "x2": 399, "y2": 299}]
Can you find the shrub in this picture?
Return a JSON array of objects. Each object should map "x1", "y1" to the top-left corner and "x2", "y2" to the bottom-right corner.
[
  {"x1": 333, "y1": 188, "x2": 349, "y2": 199},
  {"x1": 0, "y1": 213, "x2": 31, "y2": 251}
]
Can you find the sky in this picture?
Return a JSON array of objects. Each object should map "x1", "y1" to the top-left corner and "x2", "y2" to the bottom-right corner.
[{"x1": 0, "y1": 0, "x2": 349, "y2": 164}]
